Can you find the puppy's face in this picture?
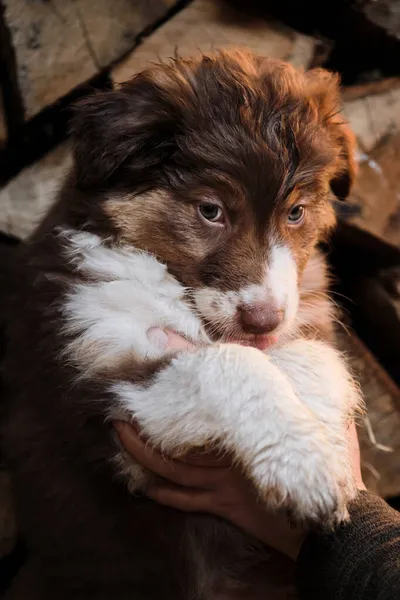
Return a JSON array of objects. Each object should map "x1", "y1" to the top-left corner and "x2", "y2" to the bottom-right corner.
[{"x1": 70, "y1": 51, "x2": 356, "y2": 347}]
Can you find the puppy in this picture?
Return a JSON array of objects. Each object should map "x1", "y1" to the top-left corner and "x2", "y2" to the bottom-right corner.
[{"x1": 1, "y1": 50, "x2": 361, "y2": 600}]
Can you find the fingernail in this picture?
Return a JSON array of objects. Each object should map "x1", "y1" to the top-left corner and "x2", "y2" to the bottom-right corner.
[
  {"x1": 113, "y1": 420, "x2": 126, "y2": 433},
  {"x1": 147, "y1": 327, "x2": 169, "y2": 350}
]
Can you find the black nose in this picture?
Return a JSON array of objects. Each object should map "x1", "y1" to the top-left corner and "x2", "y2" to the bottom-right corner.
[{"x1": 239, "y1": 303, "x2": 284, "y2": 334}]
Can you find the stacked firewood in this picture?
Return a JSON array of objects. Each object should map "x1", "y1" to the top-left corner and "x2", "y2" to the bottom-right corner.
[{"x1": 1, "y1": 0, "x2": 400, "y2": 565}]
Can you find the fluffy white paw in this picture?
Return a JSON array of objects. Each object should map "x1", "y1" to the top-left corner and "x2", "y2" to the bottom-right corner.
[
  {"x1": 251, "y1": 422, "x2": 356, "y2": 526},
  {"x1": 263, "y1": 339, "x2": 361, "y2": 525},
  {"x1": 112, "y1": 342, "x2": 357, "y2": 526}
]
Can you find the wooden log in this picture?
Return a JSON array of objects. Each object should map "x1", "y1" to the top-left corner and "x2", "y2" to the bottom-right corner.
[
  {"x1": 0, "y1": 144, "x2": 71, "y2": 240},
  {"x1": 357, "y1": 0, "x2": 400, "y2": 43},
  {"x1": 0, "y1": 0, "x2": 178, "y2": 121},
  {"x1": 344, "y1": 85, "x2": 400, "y2": 152},
  {"x1": 339, "y1": 75, "x2": 400, "y2": 248},
  {"x1": 342, "y1": 77, "x2": 400, "y2": 103},
  {"x1": 344, "y1": 133, "x2": 400, "y2": 248},
  {"x1": 336, "y1": 329, "x2": 400, "y2": 498},
  {"x1": 112, "y1": 0, "x2": 318, "y2": 84}
]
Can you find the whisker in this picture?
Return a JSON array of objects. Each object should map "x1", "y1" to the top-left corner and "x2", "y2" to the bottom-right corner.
[{"x1": 302, "y1": 288, "x2": 354, "y2": 305}]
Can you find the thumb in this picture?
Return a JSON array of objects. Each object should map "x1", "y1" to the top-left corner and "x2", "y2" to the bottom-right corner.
[{"x1": 147, "y1": 327, "x2": 196, "y2": 353}]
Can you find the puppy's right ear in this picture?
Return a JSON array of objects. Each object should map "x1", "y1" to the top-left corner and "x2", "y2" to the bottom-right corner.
[
  {"x1": 329, "y1": 122, "x2": 357, "y2": 201},
  {"x1": 70, "y1": 75, "x2": 178, "y2": 190}
]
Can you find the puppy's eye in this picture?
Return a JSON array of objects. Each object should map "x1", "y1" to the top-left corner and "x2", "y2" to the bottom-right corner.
[
  {"x1": 199, "y1": 203, "x2": 224, "y2": 224},
  {"x1": 288, "y1": 205, "x2": 305, "y2": 225}
]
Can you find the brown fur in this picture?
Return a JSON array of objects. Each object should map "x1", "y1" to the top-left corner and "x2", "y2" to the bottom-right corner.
[
  {"x1": 1, "y1": 50, "x2": 355, "y2": 600},
  {"x1": 67, "y1": 50, "x2": 354, "y2": 293}
]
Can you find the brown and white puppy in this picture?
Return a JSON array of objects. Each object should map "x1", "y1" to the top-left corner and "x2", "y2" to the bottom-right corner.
[{"x1": 2, "y1": 50, "x2": 361, "y2": 600}]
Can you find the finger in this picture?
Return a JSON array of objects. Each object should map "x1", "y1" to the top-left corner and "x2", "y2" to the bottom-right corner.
[
  {"x1": 347, "y1": 421, "x2": 366, "y2": 490},
  {"x1": 164, "y1": 329, "x2": 197, "y2": 352},
  {"x1": 114, "y1": 421, "x2": 231, "y2": 489},
  {"x1": 117, "y1": 420, "x2": 231, "y2": 467},
  {"x1": 147, "y1": 327, "x2": 196, "y2": 353},
  {"x1": 179, "y1": 447, "x2": 231, "y2": 468},
  {"x1": 146, "y1": 482, "x2": 216, "y2": 514},
  {"x1": 347, "y1": 421, "x2": 361, "y2": 458}
]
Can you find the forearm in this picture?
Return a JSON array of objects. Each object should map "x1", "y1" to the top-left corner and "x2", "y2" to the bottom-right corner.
[{"x1": 296, "y1": 491, "x2": 400, "y2": 600}]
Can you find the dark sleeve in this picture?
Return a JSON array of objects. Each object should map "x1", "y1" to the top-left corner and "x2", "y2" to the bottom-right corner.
[{"x1": 296, "y1": 491, "x2": 400, "y2": 600}]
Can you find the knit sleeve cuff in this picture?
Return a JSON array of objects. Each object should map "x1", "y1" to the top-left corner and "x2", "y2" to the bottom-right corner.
[{"x1": 296, "y1": 491, "x2": 400, "y2": 600}]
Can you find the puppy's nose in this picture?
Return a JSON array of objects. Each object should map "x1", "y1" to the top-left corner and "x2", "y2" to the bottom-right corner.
[{"x1": 239, "y1": 303, "x2": 284, "y2": 334}]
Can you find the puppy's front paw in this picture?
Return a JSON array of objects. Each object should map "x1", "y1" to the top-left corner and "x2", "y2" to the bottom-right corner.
[
  {"x1": 291, "y1": 453, "x2": 356, "y2": 527},
  {"x1": 252, "y1": 428, "x2": 356, "y2": 527},
  {"x1": 262, "y1": 339, "x2": 361, "y2": 526}
]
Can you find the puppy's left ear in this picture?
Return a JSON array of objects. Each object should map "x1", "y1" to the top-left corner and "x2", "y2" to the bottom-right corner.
[
  {"x1": 69, "y1": 72, "x2": 179, "y2": 190},
  {"x1": 306, "y1": 68, "x2": 357, "y2": 200}
]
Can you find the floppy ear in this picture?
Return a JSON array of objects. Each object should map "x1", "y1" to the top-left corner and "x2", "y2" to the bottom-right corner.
[
  {"x1": 70, "y1": 74, "x2": 178, "y2": 190},
  {"x1": 305, "y1": 68, "x2": 357, "y2": 200}
]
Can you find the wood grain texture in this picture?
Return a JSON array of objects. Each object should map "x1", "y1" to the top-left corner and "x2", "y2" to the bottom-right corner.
[
  {"x1": 0, "y1": 144, "x2": 71, "y2": 240},
  {"x1": 112, "y1": 0, "x2": 317, "y2": 84},
  {"x1": 344, "y1": 86, "x2": 400, "y2": 152},
  {"x1": 344, "y1": 133, "x2": 400, "y2": 247},
  {"x1": 337, "y1": 329, "x2": 400, "y2": 498},
  {"x1": 1, "y1": 0, "x2": 178, "y2": 120}
]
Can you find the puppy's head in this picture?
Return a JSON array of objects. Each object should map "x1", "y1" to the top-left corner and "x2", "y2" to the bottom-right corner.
[{"x1": 70, "y1": 50, "x2": 356, "y2": 347}]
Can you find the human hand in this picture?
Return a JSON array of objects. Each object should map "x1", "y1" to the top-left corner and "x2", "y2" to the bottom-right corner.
[
  {"x1": 114, "y1": 416, "x2": 308, "y2": 560},
  {"x1": 348, "y1": 419, "x2": 366, "y2": 492},
  {"x1": 146, "y1": 327, "x2": 197, "y2": 353},
  {"x1": 114, "y1": 328, "x2": 365, "y2": 560}
]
